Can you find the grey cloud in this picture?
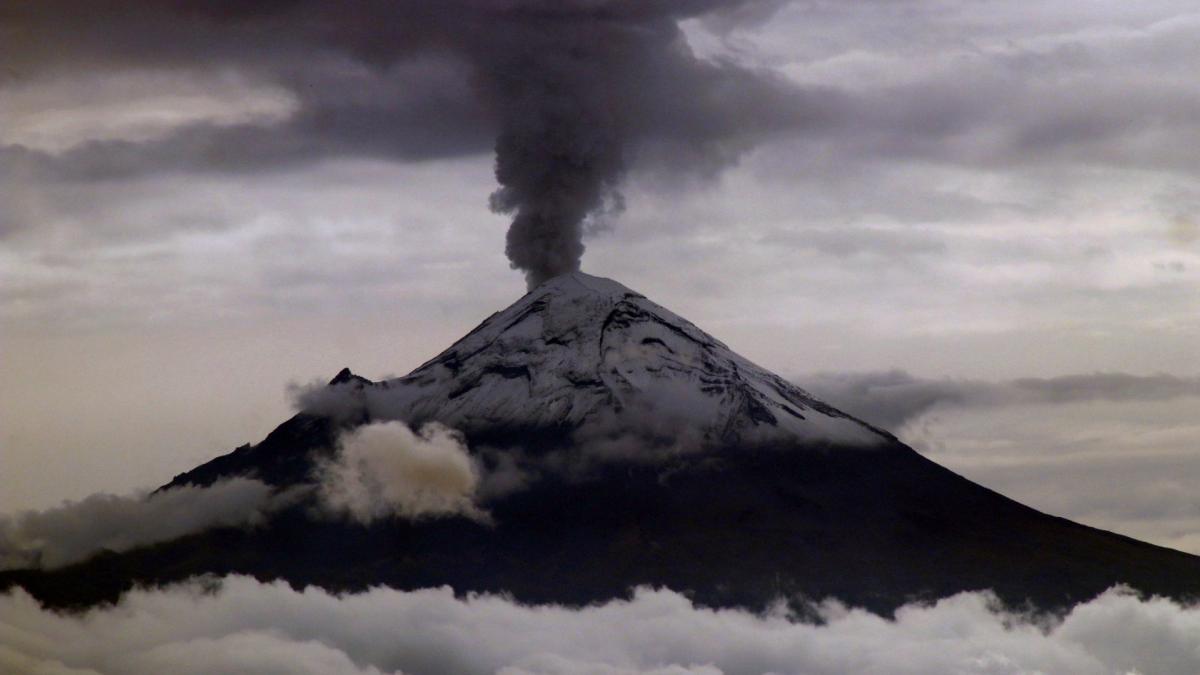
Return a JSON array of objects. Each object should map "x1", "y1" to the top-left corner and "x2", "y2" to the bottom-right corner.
[
  {"x1": 0, "y1": 278, "x2": 90, "y2": 308},
  {"x1": 0, "y1": 478, "x2": 288, "y2": 571},
  {"x1": 760, "y1": 226, "x2": 947, "y2": 258},
  {"x1": 0, "y1": 57, "x2": 490, "y2": 182},
  {"x1": 1010, "y1": 372, "x2": 1200, "y2": 404},
  {"x1": 1170, "y1": 216, "x2": 1199, "y2": 245},
  {"x1": 818, "y1": 79, "x2": 1200, "y2": 178},
  {"x1": 736, "y1": 4, "x2": 1200, "y2": 183},
  {"x1": 2, "y1": 0, "x2": 840, "y2": 286},
  {"x1": 797, "y1": 370, "x2": 1200, "y2": 430},
  {"x1": 4, "y1": 575, "x2": 1200, "y2": 674},
  {"x1": 7, "y1": 0, "x2": 1200, "y2": 284},
  {"x1": 1161, "y1": 187, "x2": 1200, "y2": 245}
]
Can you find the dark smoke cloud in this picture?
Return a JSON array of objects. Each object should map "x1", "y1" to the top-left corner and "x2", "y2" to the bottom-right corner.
[
  {"x1": 1, "y1": 0, "x2": 826, "y2": 287},
  {"x1": 797, "y1": 370, "x2": 1200, "y2": 431}
]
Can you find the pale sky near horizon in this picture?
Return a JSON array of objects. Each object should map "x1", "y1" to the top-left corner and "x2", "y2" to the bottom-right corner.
[{"x1": 2, "y1": 1, "x2": 1198, "y2": 552}]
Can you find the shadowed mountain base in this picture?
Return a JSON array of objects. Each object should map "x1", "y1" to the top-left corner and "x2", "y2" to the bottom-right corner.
[{"x1": 5, "y1": 416, "x2": 1199, "y2": 615}]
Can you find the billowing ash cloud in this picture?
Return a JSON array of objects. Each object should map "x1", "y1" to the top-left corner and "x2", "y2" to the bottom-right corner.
[
  {"x1": 317, "y1": 421, "x2": 487, "y2": 524},
  {"x1": 2, "y1": 0, "x2": 825, "y2": 287},
  {"x1": 0, "y1": 478, "x2": 284, "y2": 571},
  {"x1": 797, "y1": 370, "x2": 1200, "y2": 430},
  {"x1": 4, "y1": 575, "x2": 1200, "y2": 674}
]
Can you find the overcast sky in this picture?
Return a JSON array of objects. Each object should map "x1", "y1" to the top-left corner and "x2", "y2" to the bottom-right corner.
[{"x1": 2, "y1": 1, "x2": 1198, "y2": 552}]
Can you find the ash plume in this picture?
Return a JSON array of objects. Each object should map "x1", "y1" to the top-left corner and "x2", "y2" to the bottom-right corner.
[
  {"x1": 2, "y1": 0, "x2": 824, "y2": 287},
  {"x1": 448, "y1": 0, "x2": 810, "y2": 287}
]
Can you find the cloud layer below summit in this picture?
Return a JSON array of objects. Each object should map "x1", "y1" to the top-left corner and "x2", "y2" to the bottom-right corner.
[{"x1": 3, "y1": 575, "x2": 1200, "y2": 675}]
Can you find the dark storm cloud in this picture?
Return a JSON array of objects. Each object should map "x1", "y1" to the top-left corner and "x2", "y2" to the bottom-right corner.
[
  {"x1": 797, "y1": 370, "x2": 1200, "y2": 430},
  {"x1": 7, "y1": 1, "x2": 1199, "y2": 284},
  {"x1": 2, "y1": 0, "x2": 831, "y2": 286}
]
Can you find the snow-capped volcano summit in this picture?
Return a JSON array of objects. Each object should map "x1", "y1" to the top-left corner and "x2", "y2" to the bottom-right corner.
[{"x1": 321, "y1": 271, "x2": 884, "y2": 450}]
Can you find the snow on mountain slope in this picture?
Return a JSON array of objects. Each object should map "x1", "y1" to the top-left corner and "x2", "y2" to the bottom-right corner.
[{"x1": 318, "y1": 272, "x2": 887, "y2": 452}]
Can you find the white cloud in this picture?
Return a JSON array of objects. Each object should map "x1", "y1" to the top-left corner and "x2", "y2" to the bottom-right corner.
[
  {"x1": 3, "y1": 576, "x2": 1200, "y2": 674},
  {"x1": 316, "y1": 421, "x2": 486, "y2": 524},
  {"x1": 0, "y1": 69, "x2": 298, "y2": 155},
  {"x1": 0, "y1": 478, "x2": 282, "y2": 571}
]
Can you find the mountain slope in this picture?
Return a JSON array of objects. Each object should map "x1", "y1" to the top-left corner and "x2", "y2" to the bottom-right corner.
[
  {"x1": 371, "y1": 273, "x2": 881, "y2": 444},
  {"x1": 5, "y1": 272, "x2": 1200, "y2": 613}
]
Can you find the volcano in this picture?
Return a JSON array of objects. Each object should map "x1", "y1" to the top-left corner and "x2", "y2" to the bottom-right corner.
[{"x1": 6, "y1": 272, "x2": 1200, "y2": 613}]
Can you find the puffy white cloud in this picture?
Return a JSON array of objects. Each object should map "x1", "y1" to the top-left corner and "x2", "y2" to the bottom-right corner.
[
  {"x1": 316, "y1": 421, "x2": 486, "y2": 524},
  {"x1": 3, "y1": 576, "x2": 1200, "y2": 674},
  {"x1": 0, "y1": 478, "x2": 284, "y2": 571}
]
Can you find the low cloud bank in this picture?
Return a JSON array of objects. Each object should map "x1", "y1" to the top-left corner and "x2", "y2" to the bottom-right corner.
[
  {"x1": 317, "y1": 421, "x2": 487, "y2": 524},
  {"x1": 0, "y1": 419, "x2": 493, "y2": 572},
  {"x1": 797, "y1": 370, "x2": 1200, "y2": 430},
  {"x1": 3, "y1": 576, "x2": 1200, "y2": 674},
  {"x1": 0, "y1": 478, "x2": 280, "y2": 571}
]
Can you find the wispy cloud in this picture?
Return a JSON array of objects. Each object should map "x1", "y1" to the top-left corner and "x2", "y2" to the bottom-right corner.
[
  {"x1": 0, "y1": 478, "x2": 288, "y2": 571},
  {"x1": 797, "y1": 370, "x2": 1200, "y2": 430}
]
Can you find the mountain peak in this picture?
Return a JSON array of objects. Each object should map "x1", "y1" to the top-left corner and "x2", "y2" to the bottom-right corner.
[
  {"x1": 327, "y1": 272, "x2": 886, "y2": 451},
  {"x1": 530, "y1": 270, "x2": 640, "y2": 299},
  {"x1": 329, "y1": 367, "x2": 372, "y2": 386}
]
